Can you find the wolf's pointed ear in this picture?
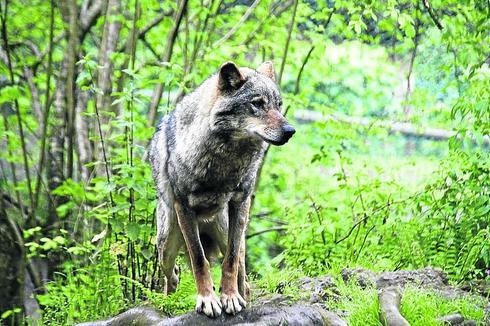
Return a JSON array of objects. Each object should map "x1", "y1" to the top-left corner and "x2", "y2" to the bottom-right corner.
[
  {"x1": 218, "y1": 62, "x2": 245, "y2": 91},
  {"x1": 257, "y1": 61, "x2": 276, "y2": 82}
]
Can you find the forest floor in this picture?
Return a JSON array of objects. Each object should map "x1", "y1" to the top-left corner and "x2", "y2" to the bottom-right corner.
[{"x1": 76, "y1": 267, "x2": 490, "y2": 325}]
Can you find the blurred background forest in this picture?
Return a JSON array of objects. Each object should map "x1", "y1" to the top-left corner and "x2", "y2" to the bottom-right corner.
[{"x1": 0, "y1": 0, "x2": 488, "y2": 324}]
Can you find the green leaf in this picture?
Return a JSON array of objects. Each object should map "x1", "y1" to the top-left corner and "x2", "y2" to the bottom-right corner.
[
  {"x1": 127, "y1": 222, "x2": 140, "y2": 241},
  {"x1": 141, "y1": 248, "x2": 153, "y2": 260},
  {"x1": 0, "y1": 85, "x2": 21, "y2": 103},
  {"x1": 405, "y1": 24, "x2": 415, "y2": 38}
]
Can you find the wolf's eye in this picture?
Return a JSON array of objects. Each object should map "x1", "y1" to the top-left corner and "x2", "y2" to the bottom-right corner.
[
  {"x1": 249, "y1": 99, "x2": 265, "y2": 116},
  {"x1": 251, "y1": 99, "x2": 265, "y2": 108}
]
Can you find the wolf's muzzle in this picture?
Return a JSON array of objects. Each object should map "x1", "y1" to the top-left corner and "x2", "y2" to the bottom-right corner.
[
  {"x1": 282, "y1": 124, "x2": 296, "y2": 138},
  {"x1": 268, "y1": 124, "x2": 295, "y2": 146}
]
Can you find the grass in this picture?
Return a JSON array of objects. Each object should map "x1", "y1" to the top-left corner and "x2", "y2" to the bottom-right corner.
[
  {"x1": 400, "y1": 286, "x2": 486, "y2": 325},
  {"x1": 328, "y1": 283, "x2": 381, "y2": 326}
]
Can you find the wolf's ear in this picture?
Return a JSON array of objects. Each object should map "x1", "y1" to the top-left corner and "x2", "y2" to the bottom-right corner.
[
  {"x1": 257, "y1": 61, "x2": 276, "y2": 82},
  {"x1": 218, "y1": 62, "x2": 245, "y2": 91}
]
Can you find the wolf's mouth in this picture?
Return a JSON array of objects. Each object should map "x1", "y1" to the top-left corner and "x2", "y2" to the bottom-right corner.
[
  {"x1": 264, "y1": 138, "x2": 289, "y2": 146},
  {"x1": 254, "y1": 132, "x2": 290, "y2": 146}
]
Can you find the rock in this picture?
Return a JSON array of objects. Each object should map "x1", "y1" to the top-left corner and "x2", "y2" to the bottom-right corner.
[
  {"x1": 378, "y1": 287, "x2": 410, "y2": 326},
  {"x1": 341, "y1": 268, "x2": 377, "y2": 288},
  {"x1": 342, "y1": 267, "x2": 450, "y2": 290},
  {"x1": 376, "y1": 267, "x2": 448, "y2": 289},
  {"x1": 160, "y1": 303, "x2": 327, "y2": 325},
  {"x1": 297, "y1": 275, "x2": 340, "y2": 303},
  {"x1": 76, "y1": 303, "x2": 334, "y2": 326},
  {"x1": 323, "y1": 310, "x2": 348, "y2": 326},
  {"x1": 437, "y1": 313, "x2": 465, "y2": 325},
  {"x1": 76, "y1": 306, "x2": 163, "y2": 326},
  {"x1": 461, "y1": 280, "x2": 490, "y2": 297},
  {"x1": 342, "y1": 267, "x2": 468, "y2": 299}
]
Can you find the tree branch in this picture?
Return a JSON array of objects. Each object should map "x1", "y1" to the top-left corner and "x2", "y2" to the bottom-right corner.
[
  {"x1": 147, "y1": 0, "x2": 188, "y2": 127},
  {"x1": 247, "y1": 226, "x2": 288, "y2": 239},
  {"x1": 117, "y1": 9, "x2": 174, "y2": 54},
  {"x1": 294, "y1": 46, "x2": 315, "y2": 95},
  {"x1": 33, "y1": 0, "x2": 55, "y2": 212},
  {"x1": 403, "y1": 3, "x2": 421, "y2": 116},
  {"x1": 422, "y1": 0, "x2": 443, "y2": 30},
  {"x1": 213, "y1": 0, "x2": 261, "y2": 48},
  {"x1": 278, "y1": 0, "x2": 299, "y2": 85}
]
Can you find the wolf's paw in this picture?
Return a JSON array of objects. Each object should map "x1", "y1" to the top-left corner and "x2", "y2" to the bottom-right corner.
[
  {"x1": 220, "y1": 291, "x2": 246, "y2": 315},
  {"x1": 196, "y1": 293, "x2": 222, "y2": 318},
  {"x1": 165, "y1": 265, "x2": 180, "y2": 294}
]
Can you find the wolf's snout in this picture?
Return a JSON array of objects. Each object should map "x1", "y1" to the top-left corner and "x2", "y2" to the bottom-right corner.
[
  {"x1": 269, "y1": 124, "x2": 295, "y2": 145},
  {"x1": 282, "y1": 124, "x2": 296, "y2": 138}
]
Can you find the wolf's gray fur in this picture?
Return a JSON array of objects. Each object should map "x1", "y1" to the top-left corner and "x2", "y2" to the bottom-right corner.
[{"x1": 149, "y1": 61, "x2": 294, "y2": 318}]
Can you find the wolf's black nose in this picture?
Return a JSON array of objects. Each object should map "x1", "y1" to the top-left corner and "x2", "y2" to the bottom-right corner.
[{"x1": 282, "y1": 124, "x2": 296, "y2": 138}]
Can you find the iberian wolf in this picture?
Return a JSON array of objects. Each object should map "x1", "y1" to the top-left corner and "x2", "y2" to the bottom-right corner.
[{"x1": 149, "y1": 61, "x2": 295, "y2": 317}]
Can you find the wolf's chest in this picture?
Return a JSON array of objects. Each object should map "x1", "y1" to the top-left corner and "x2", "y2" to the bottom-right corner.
[
  {"x1": 190, "y1": 150, "x2": 254, "y2": 189},
  {"x1": 176, "y1": 152, "x2": 254, "y2": 217}
]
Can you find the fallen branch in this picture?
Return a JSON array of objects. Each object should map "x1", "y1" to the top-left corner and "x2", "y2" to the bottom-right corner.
[
  {"x1": 378, "y1": 287, "x2": 410, "y2": 326},
  {"x1": 294, "y1": 110, "x2": 490, "y2": 145}
]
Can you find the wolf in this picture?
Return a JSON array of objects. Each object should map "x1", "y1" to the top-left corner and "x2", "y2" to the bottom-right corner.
[{"x1": 148, "y1": 61, "x2": 295, "y2": 318}]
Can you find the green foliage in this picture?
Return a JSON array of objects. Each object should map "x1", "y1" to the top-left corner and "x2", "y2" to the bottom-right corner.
[
  {"x1": 413, "y1": 152, "x2": 490, "y2": 280},
  {"x1": 38, "y1": 254, "x2": 126, "y2": 325},
  {"x1": 0, "y1": 0, "x2": 489, "y2": 324}
]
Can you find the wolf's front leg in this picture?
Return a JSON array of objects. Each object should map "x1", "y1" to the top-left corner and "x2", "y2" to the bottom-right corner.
[
  {"x1": 237, "y1": 237, "x2": 250, "y2": 301},
  {"x1": 174, "y1": 202, "x2": 222, "y2": 318},
  {"x1": 220, "y1": 197, "x2": 250, "y2": 315}
]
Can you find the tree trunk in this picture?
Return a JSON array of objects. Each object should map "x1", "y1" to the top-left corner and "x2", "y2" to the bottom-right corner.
[
  {"x1": 65, "y1": 0, "x2": 81, "y2": 179},
  {"x1": 75, "y1": 88, "x2": 93, "y2": 182},
  {"x1": 0, "y1": 203, "x2": 25, "y2": 325},
  {"x1": 97, "y1": 0, "x2": 122, "y2": 119}
]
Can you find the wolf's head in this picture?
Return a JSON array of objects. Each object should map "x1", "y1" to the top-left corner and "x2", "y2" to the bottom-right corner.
[{"x1": 209, "y1": 61, "x2": 295, "y2": 146}]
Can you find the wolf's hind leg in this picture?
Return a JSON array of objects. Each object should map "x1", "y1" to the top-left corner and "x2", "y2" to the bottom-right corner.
[
  {"x1": 158, "y1": 233, "x2": 181, "y2": 294},
  {"x1": 156, "y1": 203, "x2": 183, "y2": 294}
]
